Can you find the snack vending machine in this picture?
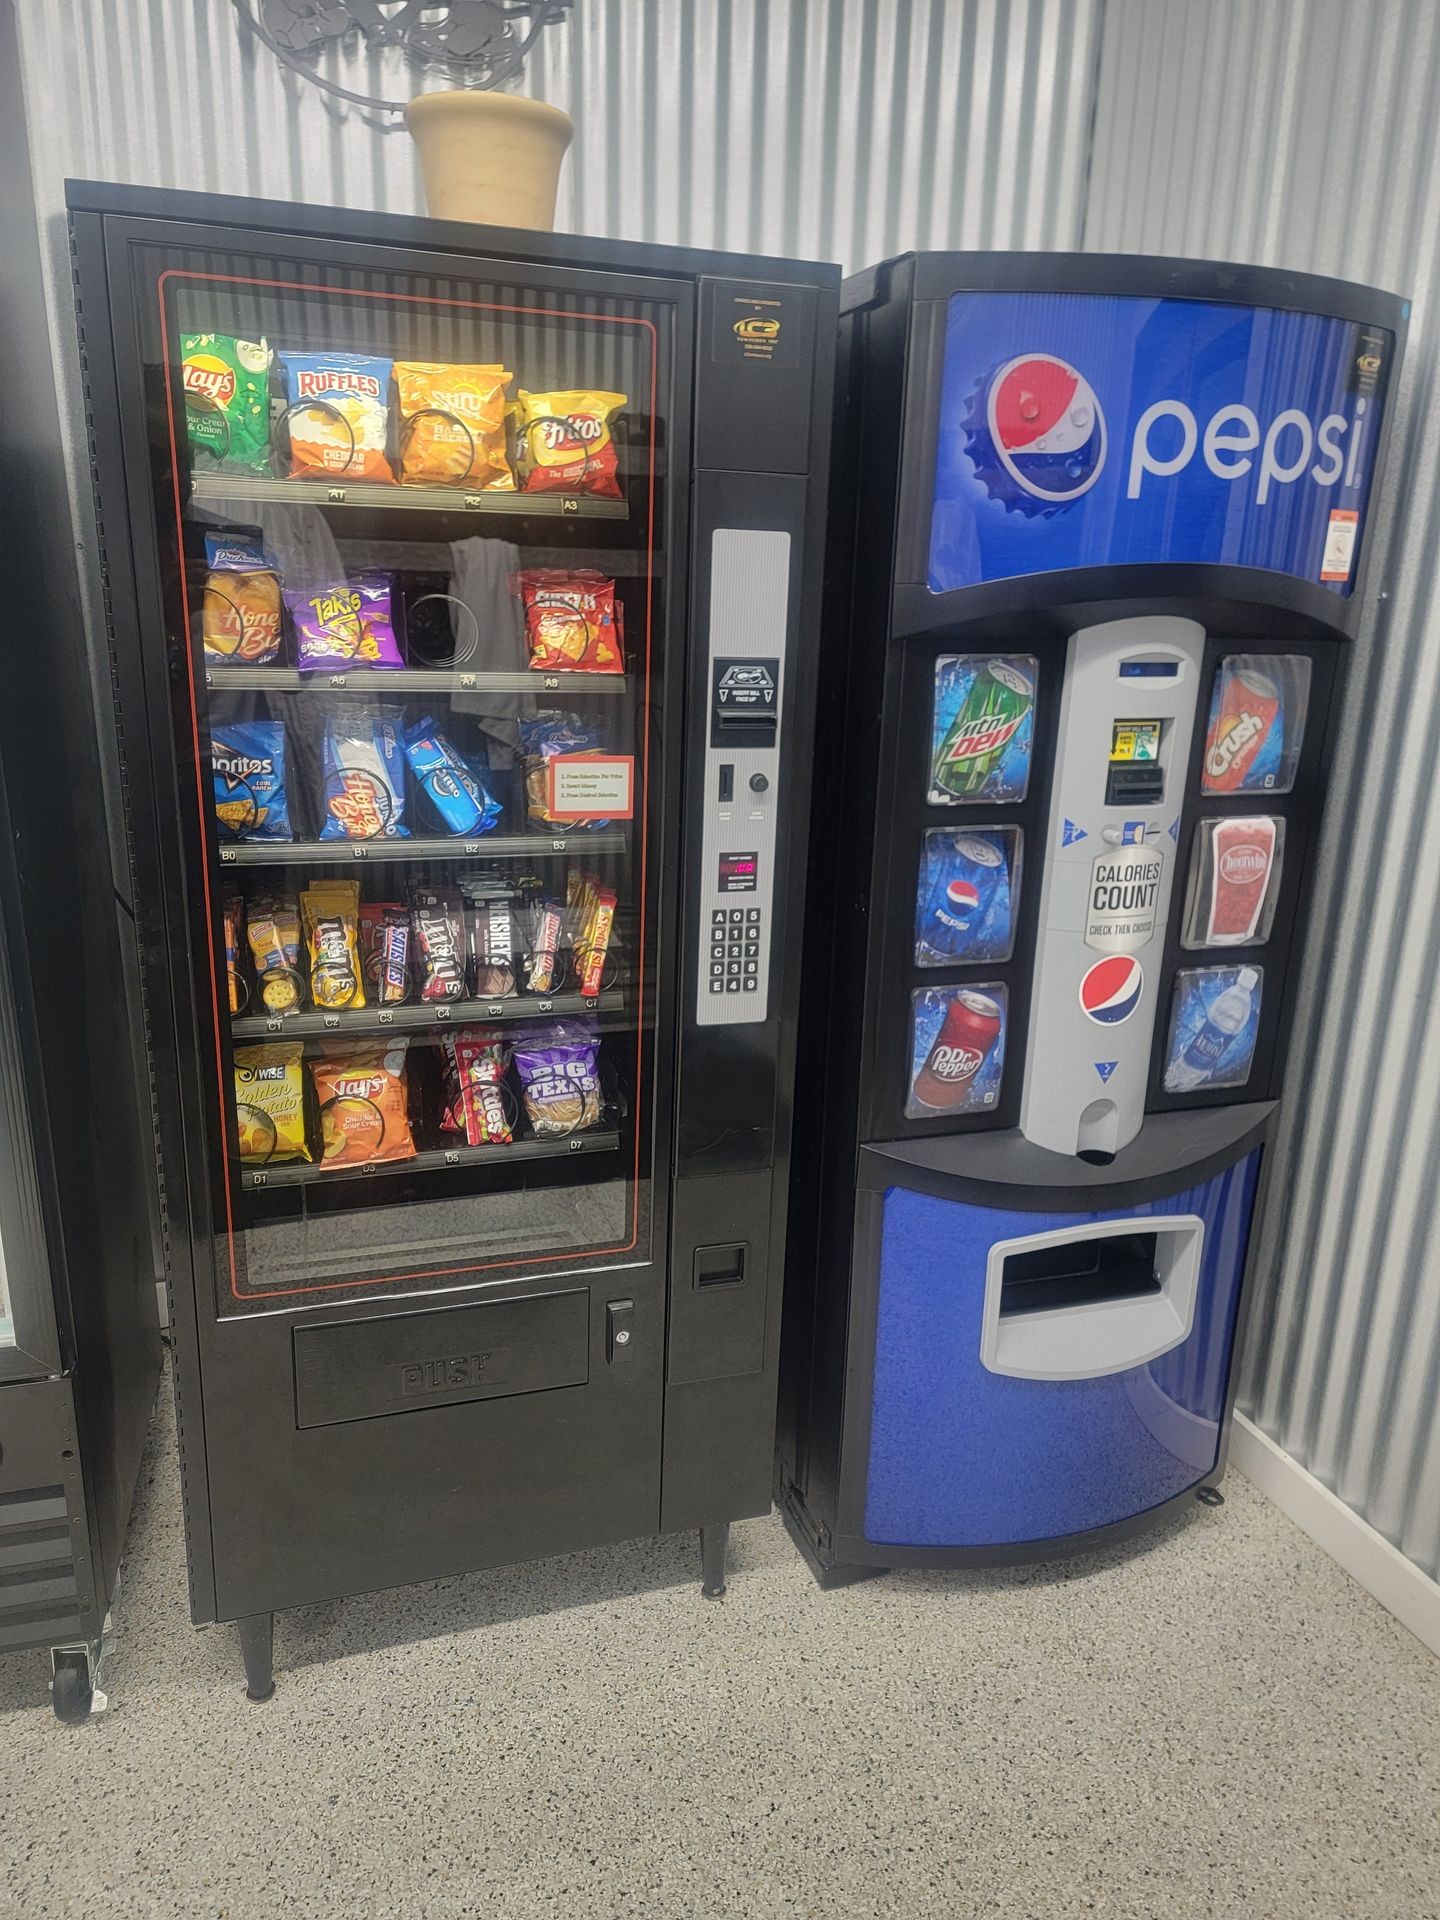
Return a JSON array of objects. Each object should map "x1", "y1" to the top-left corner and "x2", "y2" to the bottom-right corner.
[
  {"x1": 69, "y1": 181, "x2": 835, "y2": 1693},
  {"x1": 779, "y1": 253, "x2": 1403, "y2": 1578}
]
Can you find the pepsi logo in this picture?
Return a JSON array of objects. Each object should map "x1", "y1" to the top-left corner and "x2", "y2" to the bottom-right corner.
[
  {"x1": 987, "y1": 353, "x2": 1107, "y2": 505},
  {"x1": 945, "y1": 878, "x2": 981, "y2": 916},
  {"x1": 1079, "y1": 954, "x2": 1143, "y2": 1025}
]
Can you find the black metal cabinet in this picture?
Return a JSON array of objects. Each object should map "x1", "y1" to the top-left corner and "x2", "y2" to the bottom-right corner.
[{"x1": 68, "y1": 180, "x2": 835, "y2": 1693}]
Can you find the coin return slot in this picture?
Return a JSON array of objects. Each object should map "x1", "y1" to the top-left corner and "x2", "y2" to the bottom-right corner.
[{"x1": 694, "y1": 1243, "x2": 747, "y2": 1289}]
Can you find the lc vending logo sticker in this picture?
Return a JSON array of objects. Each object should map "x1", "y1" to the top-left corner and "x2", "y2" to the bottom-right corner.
[{"x1": 1079, "y1": 955, "x2": 1144, "y2": 1025}]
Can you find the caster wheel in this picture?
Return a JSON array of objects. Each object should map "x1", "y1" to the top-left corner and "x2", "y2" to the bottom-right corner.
[{"x1": 51, "y1": 1650, "x2": 93, "y2": 1725}]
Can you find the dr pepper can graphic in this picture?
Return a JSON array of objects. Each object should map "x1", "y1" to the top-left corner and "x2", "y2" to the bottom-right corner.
[
  {"x1": 911, "y1": 989, "x2": 1004, "y2": 1110},
  {"x1": 1203, "y1": 667, "x2": 1281, "y2": 792}
]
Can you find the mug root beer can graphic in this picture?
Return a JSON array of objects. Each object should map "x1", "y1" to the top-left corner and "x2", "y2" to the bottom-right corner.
[{"x1": 912, "y1": 990, "x2": 1004, "y2": 1110}]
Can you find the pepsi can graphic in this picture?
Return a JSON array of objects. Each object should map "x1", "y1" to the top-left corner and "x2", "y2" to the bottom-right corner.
[
  {"x1": 914, "y1": 827, "x2": 1019, "y2": 966},
  {"x1": 969, "y1": 352, "x2": 1108, "y2": 515}
]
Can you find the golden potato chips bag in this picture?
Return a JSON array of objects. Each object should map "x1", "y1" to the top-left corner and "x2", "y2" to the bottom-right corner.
[
  {"x1": 395, "y1": 362, "x2": 514, "y2": 489},
  {"x1": 234, "y1": 1042, "x2": 310, "y2": 1165}
]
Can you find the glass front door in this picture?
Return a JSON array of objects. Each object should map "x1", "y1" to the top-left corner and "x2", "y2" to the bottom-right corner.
[{"x1": 131, "y1": 240, "x2": 681, "y2": 1314}]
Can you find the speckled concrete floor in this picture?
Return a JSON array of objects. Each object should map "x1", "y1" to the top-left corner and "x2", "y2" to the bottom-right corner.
[{"x1": 2, "y1": 1372, "x2": 1436, "y2": 1920}]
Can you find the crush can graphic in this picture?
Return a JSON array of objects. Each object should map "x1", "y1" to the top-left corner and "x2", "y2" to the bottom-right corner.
[
  {"x1": 929, "y1": 654, "x2": 1036, "y2": 804},
  {"x1": 914, "y1": 827, "x2": 1019, "y2": 966},
  {"x1": 907, "y1": 985, "x2": 1007, "y2": 1117},
  {"x1": 1164, "y1": 966, "x2": 1262, "y2": 1092},
  {"x1": 1202, "y1": 654, "x2": 1312, "y2": 795}
]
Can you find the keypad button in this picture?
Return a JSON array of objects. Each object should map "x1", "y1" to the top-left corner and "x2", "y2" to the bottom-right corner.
[
  {"x1": 709, "y1": 980, "x2": 724, "y2": 994},
  {"x1": 710, "y1": 944, "x2": 725, "y2": 960},
  {"x1": 743, "y1": 960, "x2": 758, "y2": 975},
  {"x1": 727, "y1": 961, "x2": 742, "y2": 977},
  {"x1": 742, "y1": 978, "x2": 758, "y2": 992},
  {"x1": 710, "y1": 962, "x2": 725, "y2": 978},
  {"x1": 745, "y1": 908, "x2": 761, "y2": 923},
  {"x1": 726, "y1": 980, "x2": 741, "y2": 993},
  {"x1": 743, "y1": 942, "x2": 759, "y2": 958},
  {"x1": 712, "y1": 909, "x2": 727, "y2": 926},
  {"x1": 729, "y1": 908, "x2": 745, "y2": 924}
]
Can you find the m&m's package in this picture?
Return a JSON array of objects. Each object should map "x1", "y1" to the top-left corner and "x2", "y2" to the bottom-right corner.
[
  {"x1": 394, "y1": 361, "x2": 514, "y2": 489},
  {"x1": 517, "y1": 571, "x2": 624, "y2": 674},
  {"x1": 301, "y1": 880, "x2": 365, "y2": 1012},
  {"x1": 285, "y1": 575, "x2": 403, "y2": 672},
  {"x1": 512, "y1": 388, "x2": 626, "y2": 499},
  {"x1": 279, "y1": 351, "x2": 394, "y2": 483},
  {"x1": 211, "y1": 721, "x2": 292, "y2": 842},
  {"x1": 181, "y1": 332, "x2": 272, "y2": 475}
]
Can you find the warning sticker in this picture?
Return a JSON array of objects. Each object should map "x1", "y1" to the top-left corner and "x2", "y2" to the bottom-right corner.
[{"x1": 1320, "y1": 509, "x2": 1359, "y2": 582}]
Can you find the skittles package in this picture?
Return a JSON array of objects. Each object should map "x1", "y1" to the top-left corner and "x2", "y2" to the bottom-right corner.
[
  {"x1": 319, "y1": 706, "x2": 409, "y2": 840},
  {"x1": 517, "y1": 571, "x2": 624, "y2": 674},
  {"x1": 394, "y1": 361, "x2": 514, "y2": 489},
  {"x1": 452, "y1": 1033, "x2": 514, "y2": 1146},
  {"x1": 234, "y1": 1042, "x2": 310, "y2": 1166},
  {"x1": 312, "y1": 1042, "x2": 417, "y2": 1168},
  {"x1": 280, "y1": 351, "x2": 394, "y2": 483},
  {"x1": 181, "y1": 333, "x2": 272, "y2": 475},
  {"x1": 286, "y1": 575, "x2": 403, "y2": 672},
  {"x1": 403, "y1": 718, "x2": 501, "y2": 837},
  {"x1": 202, "y1": 532, "x2": 283, "y2": 664},
  {"x1": 512, "y1": 388, "x2": 626, "y2": 499},
  {"x1": 211, "y1": 721, "x2": 292, "y2": 843}
]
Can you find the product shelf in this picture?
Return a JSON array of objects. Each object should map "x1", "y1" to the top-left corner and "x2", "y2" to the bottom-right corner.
[{"x1": 238, "y1": 1128, "x2": 621, "y2": 1191}]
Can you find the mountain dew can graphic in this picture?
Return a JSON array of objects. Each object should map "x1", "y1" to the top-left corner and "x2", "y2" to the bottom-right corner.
[{"x1": 930, "y1": 655, "x2": 1036, "y2": 803}]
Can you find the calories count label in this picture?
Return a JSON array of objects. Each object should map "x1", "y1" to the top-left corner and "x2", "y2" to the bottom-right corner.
[{"x1": 1085, "y1": 845, "x2": 1164, "y2": 954}]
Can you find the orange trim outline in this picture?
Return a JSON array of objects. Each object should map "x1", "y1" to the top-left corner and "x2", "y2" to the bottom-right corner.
[{"x1": 158, "y1": 268, "x2": 658, "y2": 1302}]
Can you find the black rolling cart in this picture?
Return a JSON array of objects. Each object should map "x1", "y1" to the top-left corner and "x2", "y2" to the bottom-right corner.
[
  {"x1": 0, "y1": 24, "x2": 163, "y2": 1721},
  {"x1": 68, "y1": 180, "x2": 836, "y2": 1696}
]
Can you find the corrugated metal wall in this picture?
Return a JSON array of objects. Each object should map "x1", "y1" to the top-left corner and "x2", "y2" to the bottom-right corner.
[
  {"x1": 1087, "y1": 0, "x2": 1440, "y2": 1582},
  {"x1": 16, "y1": 0, "x2": 1101, "y2": 263}
]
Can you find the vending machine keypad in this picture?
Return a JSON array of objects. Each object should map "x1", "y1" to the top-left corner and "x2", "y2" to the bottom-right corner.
[{"x1": 695, "y1": 530, "x2": 790, "y2": 1026}]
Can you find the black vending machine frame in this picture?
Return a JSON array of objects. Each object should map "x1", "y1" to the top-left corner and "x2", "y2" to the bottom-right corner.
[
  {"x1": 778, "y1": 250, "x2": 1405, "y2": 1582},
  {"x1": 0, "y1": 25, "x2": 162, "y2": 1723},
  {"x1": 68, "y1": 180, "x2": 837, "y2": 1689}
]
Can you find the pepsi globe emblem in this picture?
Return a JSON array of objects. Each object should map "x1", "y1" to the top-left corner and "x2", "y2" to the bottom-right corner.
[
  {"x1": 972, "y1": 353, "x2": 1107, "y2": 513},
  {"x1": 1078, "y1": 954, "x2": 1144, "y2": 1025}
]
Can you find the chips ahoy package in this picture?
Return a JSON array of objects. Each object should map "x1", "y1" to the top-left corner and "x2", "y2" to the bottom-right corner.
[
  {"x1": 211, "y1": 721, "x2": 292, "y2": 842},
  {"x1": 280, "y1": 351, "x2": 394, "y2": 483}
]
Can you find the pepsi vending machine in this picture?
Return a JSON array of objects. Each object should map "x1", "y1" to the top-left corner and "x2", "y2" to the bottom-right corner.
[{"x1": 778, "y1": 254, "x2": 1403, "y2": 1576}]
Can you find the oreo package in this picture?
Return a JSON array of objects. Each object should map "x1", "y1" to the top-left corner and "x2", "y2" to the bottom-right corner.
[
  {"x1": 211, "y1": 721, "x2": 292, "y2": 843},
  {"x1": 319, "y1": 707, "x2": 409, "y2": 841},
  {"x1": 404, "y1": 717, "x2": 502, "y2": 837}
]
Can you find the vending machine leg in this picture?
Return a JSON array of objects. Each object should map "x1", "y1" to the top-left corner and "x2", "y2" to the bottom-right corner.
[
  {"x1": 699, "y1": 1524, "x2": 729, "y2": 1600},
  {"x1": 237, "y1": 1612, "x2": 275, "y2": 1702}
]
